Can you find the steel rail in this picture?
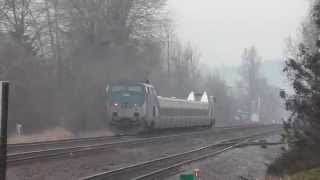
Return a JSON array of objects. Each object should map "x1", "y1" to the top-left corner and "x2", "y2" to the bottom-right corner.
[
  {"x1": 8, "y1": 129, "x2": 215, "y2": 156},
  {"x1": 8, "y1": 124, "x2": 270, "y2": 152},
  {"x1": 132, "y1": 141, "x2": 245, "y2": 180},
  {"x1": 7, "y1": 125, "x2": 280, "y2": 166},
  {"x1": 133, "y1": 139, "x2": 284, "y2": 180},
  {"x1": 80, "y1": 130, "x2": 280, "y2": 180},
  {"x1": 6, "y1": 127, "x2": 225, "y2": 165},
  {"x1": 8, "y1": 135, "x2": 126, "y2": 154}
]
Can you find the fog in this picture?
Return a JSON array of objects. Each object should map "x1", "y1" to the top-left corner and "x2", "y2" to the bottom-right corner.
[
  {"x1": 3, "y1": 1, "x2": 320, "y2": 179},
  {"x1": 0, "y1": 0, "x2": 297, "y2": 136},
  {"x1": 169, "y1": 0, "x2": 309, "y2": 66}
]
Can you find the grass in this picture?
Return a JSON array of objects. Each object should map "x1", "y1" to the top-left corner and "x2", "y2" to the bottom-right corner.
[
  {"x1": 267, "y1": 144, "x2": 320, "y2": 179},
  {"x1": 8, "y1": 127, "x2": 74, "y2": 143},
  {"x1": 8, "y1": 127, "x2": 114, "y2": 143},
  {"x1": 289, "y1": 168, "x2": 320, "y2": 180}
]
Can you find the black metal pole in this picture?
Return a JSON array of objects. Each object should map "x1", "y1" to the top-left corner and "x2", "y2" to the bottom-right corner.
[{"x1": 0, "y1": 81, "x2": 9, "y2": 180}]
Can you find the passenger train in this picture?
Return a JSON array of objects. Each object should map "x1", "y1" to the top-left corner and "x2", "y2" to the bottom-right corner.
[{"x1": 106, "y1": 81, "x2": 215, "y2": 134}]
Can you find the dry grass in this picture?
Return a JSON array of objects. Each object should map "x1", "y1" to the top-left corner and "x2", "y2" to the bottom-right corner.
[
  {"x1": 8, "y1": 127, "x2": 115, "y2": 144},
  {"x1": 8, "y1": 127, "x2": 74, "y2": 144},
  {"x1": 264, "y1": 176, "x2": 282, "y2": 180}
]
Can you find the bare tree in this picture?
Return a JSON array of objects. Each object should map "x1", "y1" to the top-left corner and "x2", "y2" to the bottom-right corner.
[
  {"x1": 239, "y1": 46, "x2": 262, "y2": 120},
  {"x1": 0, "y1": 0, "x2": 49, "y2": 55},
  {"x1": 0, "y1": 0, "x2": 210, "y2": 135}
]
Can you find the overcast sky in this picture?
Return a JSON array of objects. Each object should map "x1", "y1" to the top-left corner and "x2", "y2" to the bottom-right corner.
[{"x1": 168, "y1": 0, "x2": 309, "y2": 66}]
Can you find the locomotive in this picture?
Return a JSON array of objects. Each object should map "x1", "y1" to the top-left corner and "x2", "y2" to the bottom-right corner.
[{"x1": 106, "y1": 81, "x2": 215, "y2": 134}]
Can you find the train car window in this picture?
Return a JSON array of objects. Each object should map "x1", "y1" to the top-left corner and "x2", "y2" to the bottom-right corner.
[
  {"x1": 128, "y1": 86, "x2": 143, "y2": 93},
  {"x1": 111, "y1": 85, "x2": 126, "y2": 92},
  {"x1": 153, "y1": 106, "x2": 156, "y2": 117}
]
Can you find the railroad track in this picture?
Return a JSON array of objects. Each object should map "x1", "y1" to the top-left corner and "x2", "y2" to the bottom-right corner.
[
  {"x1": 7, "y1": 124, "x2": 269, "y2": 154},
  {"x1": 8, "y1": 128, "x2": 215, "y2": 154},
  {"x1": 80, "y1": 130, "x2": 280, "y2": 180},
  {"x1": 7, "y1": 125, "x2": 280, "y2": 166},
  {"x1": 7, "y1": 128, "x2": 218, "y2": 166},
  {"x1": 8, "y1": 135, "x2": 128, "y2": 154}
]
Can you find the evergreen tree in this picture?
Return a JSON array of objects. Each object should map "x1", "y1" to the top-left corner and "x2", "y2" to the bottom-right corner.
[{"x1": 282, "y1": 0, "x2": 320, "y2": 147}]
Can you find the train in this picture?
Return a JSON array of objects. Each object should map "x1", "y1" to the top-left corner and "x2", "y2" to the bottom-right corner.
[{"x1": 105, "y1": 81, "x2": 215, "y2": 134}]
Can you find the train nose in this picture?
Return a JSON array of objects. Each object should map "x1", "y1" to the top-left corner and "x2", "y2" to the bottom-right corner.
[
  {"x1": 111, "y1": 111, "x2": 120, "y2": 122},
  {"x1": 110, "y1": 107, "x2": 142, "y2": 125}
]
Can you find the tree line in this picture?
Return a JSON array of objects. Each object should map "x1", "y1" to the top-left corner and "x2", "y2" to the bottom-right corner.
[{"x1": 0, "y1": 0, "x2": 283, "y2": 135}]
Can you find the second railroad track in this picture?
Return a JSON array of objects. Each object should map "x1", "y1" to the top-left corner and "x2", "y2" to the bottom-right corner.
[{"x1": 80, "y1": 130, "x2": 280, "y2": 180}]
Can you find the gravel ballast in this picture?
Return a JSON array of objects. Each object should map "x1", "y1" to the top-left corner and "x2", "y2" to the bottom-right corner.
[
  {"x1": 7, "y1": 126, "x2": 280, "y2": 180},
  {"x1": 167, "y1": 135, "x2": 283, "y2": 180}
]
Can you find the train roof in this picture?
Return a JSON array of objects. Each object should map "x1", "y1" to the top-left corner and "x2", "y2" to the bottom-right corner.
[
  {"x1": 158, "y1": 96, "x2": 209, "y2": 110},
  {"x1": 108, "y1": 81, "x2": 153, "y2": 87},
  {"x1": 158, "y1": 96, "x2": 208, "y2": 104}
]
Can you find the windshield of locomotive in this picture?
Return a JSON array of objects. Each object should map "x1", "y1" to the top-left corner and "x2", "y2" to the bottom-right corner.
[{"x1": 109, "y1": 84, "x2": 145, "y2": 105}]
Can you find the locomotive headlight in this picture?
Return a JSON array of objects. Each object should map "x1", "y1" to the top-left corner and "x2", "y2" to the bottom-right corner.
[{"x1": 113, "y1": 102, "x2": 119, "y2": 107}]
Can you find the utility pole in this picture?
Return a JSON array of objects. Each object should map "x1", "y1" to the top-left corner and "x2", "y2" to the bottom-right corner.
[
  {"x1": 0, "y1": 81, "x2": 9, "y2": 180},
  {"x1": 167, "y1": 32, "x2": 170, "y2": 76}
]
